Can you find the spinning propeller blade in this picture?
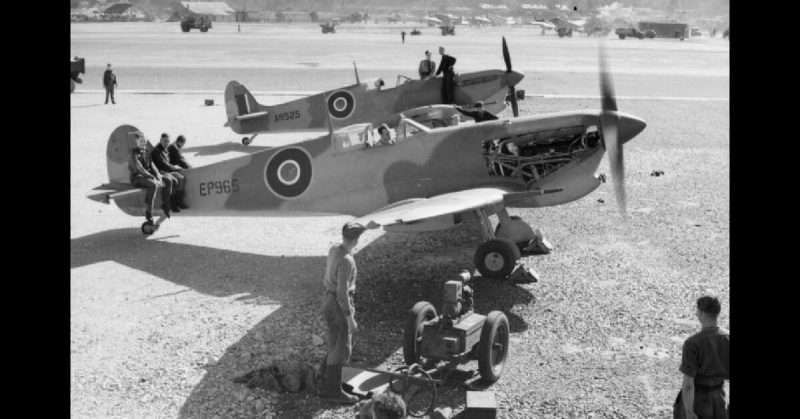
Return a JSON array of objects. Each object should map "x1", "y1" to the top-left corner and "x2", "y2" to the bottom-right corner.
[
  {"x1": 502, "y1": 36, "x2": 519, "y2": 117},
  {"x1": 598, "y1": 42, "x2": 627, "y2": 218}
]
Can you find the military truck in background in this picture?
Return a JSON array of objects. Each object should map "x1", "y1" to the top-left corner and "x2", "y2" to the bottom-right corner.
[
  {"x1": 71, "y1": 57, "x2": 85, "y2": 94},
  {"x1": 180, "y1": 15, "x2": 212, "y2": 32},
  {"x1": 615, "y1": 27, "x2": 655, "y2": 39},
  {"x1": 320, "y1": 21, "x2": 337, "y2": 33}
]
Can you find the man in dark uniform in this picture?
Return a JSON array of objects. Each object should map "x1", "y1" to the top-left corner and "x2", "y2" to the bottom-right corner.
[
  {"x1": 434, "y1": 46, "x2": 457, "y2": 104},
  {"x1": 318, "y1": 222, "x2": 367, "y2": 404},
  {"x1": 674, "y1": 295, "x2": 729, "y2": 419},
  {"x1": 151, "y1": 133, "x2": 187, "y2": 212},
  {"x1": 418, "y1": 50, "x2": 436, "y2": 80},
  {"x1": 401, "y1": 30, "x2": 406, "y2": 43},
  {"x1": 103, "y1": 63, "x2": 117, "y2": 105},
  {"x1": 168, "y1": 135, "x2": 192, "y2": 170},
  {"x1": 455, "y1": 101, "x2": 498, "y2": 123},
  {"x1": 129, "y1": 132, "x2": 173, "y2": 221}
]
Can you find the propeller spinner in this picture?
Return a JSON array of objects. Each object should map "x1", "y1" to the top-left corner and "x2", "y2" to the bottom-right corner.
[
  {"x1": 502, "y1": 37, "x2": 519, "y2": 117},
  {"x1": 598, "y1": 42, "x2": 627, "y2": 218}
]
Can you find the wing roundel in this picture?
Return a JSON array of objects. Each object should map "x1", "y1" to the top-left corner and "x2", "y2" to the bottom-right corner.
[{"x1": 263, "y1": 147, "x2": 313, "y2": 199}]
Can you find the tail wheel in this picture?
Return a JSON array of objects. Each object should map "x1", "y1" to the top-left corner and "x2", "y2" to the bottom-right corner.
[
  {"x1": 242, "y1": 137, "x2": 251, "y2": 146},
  {"x1": 474, "y1": 238, "x2": 519, "y2": 279},
  {"x1": 403, "y1": 301, "x2": 437, "y2": 365},
  {"x1": 141, "y1": 220, "x2": 157, "y2": 235},
  {"x1": 478, "y1": 311, "x2": 509, "y2": 383}
]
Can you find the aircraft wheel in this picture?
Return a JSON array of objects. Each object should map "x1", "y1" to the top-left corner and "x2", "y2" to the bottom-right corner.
[
  {"x1": 242, "y1": 137, "x2": 251, "y2": 146},
  {"x1": 403, "y1": 301, "x2": 437, "y2": 365},
  {"x1": 474, "y1": 238, "x2": 519, "y2": 279},
  {"x1": 478, "y1": 310, "x2": 509, "y2": 383},
  {"x1": 141, "y1": 220, "x2": 158, "y2": 235}
]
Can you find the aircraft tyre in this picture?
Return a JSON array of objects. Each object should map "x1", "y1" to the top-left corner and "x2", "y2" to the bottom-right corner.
[
  {"x1": 141, "y1": 220, "x2": 158, "y2": 235},
  {"x1": 242, "y1": 137, "x2": 251, "y2": 146},
  {"x1": 474, "y1": 238, "x2": 519, "y2": 279},
  {"x1": 403, "y1": 301, "x2": 437, "y2": 365},
  {"x1": 478, "y1": 310, "x2": 509, "y2": 383}
]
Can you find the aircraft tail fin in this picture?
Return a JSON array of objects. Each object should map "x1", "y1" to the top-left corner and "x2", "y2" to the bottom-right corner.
[
  {"x1": 225, "y1": 81, "x2": 267, "y2": 133},
  {"x1": 106, "y1": 124, "x2": 150, "y2": 184}
]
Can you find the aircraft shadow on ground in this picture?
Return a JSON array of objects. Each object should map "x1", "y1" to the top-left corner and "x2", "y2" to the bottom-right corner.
[
  {"x1": 70, "y1": 223, "x2": 535, "y2": 418},
  {"x1": 182, "y1": 141, "x2": 271, "y2": 157}
]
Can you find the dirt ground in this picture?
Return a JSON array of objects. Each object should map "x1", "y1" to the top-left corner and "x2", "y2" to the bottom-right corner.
[{"x1": 71, "y1": 22, "x2": 729, "y2": 419}]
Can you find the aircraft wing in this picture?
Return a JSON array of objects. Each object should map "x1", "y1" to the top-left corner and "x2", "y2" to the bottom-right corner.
[
  {"x1": 353, "y1": 186, "x2": 568, "y2": 230},
  {"x1": 353, "y1": 187, "x2": 511, "y2": 228}
]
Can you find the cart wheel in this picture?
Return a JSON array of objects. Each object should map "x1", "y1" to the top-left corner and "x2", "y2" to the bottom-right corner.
[
  {"x1": 478, "y1": 310, "x2": 509, "y2": 383},
  {"x1": 474, "y1": 238, "x2": 519, "y2": 279},
  {"x1": 403, "y1": 301, "x2": 436, "y2": 365},
  {"x1": 242, "y1": 137, "x2": 251, "y2": 146},
  {"x1": 141, "y1": 220, "x2": 157, "y2": 235}
]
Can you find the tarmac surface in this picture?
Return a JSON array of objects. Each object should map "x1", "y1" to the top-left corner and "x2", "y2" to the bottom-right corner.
[{"x1": 71, "y1": 22, "x2": 729, "y2": 418}]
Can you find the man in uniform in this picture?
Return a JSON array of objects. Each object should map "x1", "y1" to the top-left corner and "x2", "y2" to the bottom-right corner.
[
  {"x1": 674, "y1": 295, "x2": 729, "y2": 419},
  {"x1": 103, "y1": 63, "x2": 117, "y2": 105},
  {"x1": 151, "y1": 133, "x2": 188, "y2": 212},
  {"x1": 168, "y1": 135, "x2": 192, "y2": 170},
  {"x1": 434, "y1": 46, "x2": 457, "y2": 104},
  {"x1": 455, "y1": 101, "x2": 498, "y2": 123},
  {"x1": 418, "y1": 50, "x2": 437, "y2": 80},
  {"x1": 318, "y1": 222, "x2": 367, "y2": 404},
  {"x1": 129, "y1": 132, "x2": 173, "y2": 221}
]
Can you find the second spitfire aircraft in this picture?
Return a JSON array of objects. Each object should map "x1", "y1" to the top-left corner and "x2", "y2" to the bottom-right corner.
[
  {"x1": 224, "y1": 39, "x2": 524, "y2": 145},
  {"x1": 89, "y1": 41, "x2": 644, "y2": 280}
]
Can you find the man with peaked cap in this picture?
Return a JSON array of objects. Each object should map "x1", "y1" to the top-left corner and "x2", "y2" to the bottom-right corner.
[
  {"x1": 318, "y1": 221, "x2": 368, "y2": 404},
  {"x1": 674, "y1": 295, "x2": 730, "y2": 419},
  {"x1": 103, "y1": 63, "x2": 118, "y2": 105}
]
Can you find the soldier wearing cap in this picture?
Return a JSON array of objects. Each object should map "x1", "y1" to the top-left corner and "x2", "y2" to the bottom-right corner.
[
  {"x1": 455, "y1": 101, "x2": 498, "y2": 123},
  {"x1": 319, "y1": 221, "x2": 368, "y2": 404},
  {"x1": 674, "y1": 295, "x2": 730, "y2": 419},
  {"x1": 435, "y1": 46, "x2": 457, "y2": 104},
  {"x1": 103, "y1": 63, "x2": 117, "y2": 105}
]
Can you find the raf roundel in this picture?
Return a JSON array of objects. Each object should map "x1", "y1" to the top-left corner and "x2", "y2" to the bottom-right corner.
[
  {"x1": 264, "y1": 147, "x2": 312, "y2": 199},
  {"x1": 327, "y1": 90, "x2": 355, "y2": 119}
]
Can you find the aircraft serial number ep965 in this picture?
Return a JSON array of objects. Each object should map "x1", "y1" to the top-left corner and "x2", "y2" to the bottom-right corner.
[{"x1": 200, "y1": 179, "x2": 239, "y2": 196}]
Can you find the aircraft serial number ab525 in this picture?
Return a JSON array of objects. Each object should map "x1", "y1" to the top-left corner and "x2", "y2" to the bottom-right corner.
[{"x1": 89, "y1": 43, "x2": 644, "y2": 280}]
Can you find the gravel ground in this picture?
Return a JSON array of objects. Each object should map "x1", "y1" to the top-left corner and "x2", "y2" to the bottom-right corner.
[{"x1": 71, "y1": 23, "x2": 728, "y2": 419}]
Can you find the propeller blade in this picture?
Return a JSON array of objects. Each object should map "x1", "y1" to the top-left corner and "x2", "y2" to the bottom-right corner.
[
  {"x1": 509, "y1": 87, "x2": 519, "y2": 117},
  {"x1": 598, "y1": 41, "x2": 626, "y2": 218},
  {"x1": 502, "y1": 36, "x2": 512, "y2": 73}
]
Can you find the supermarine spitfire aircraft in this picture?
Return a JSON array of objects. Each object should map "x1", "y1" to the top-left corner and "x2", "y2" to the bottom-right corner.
[
  {"x1": 89, "y1": 40, "x2": 645, "y2": 280},
  {"x1": 224, "y1": 39, "x2": 524, "y2": 145}
]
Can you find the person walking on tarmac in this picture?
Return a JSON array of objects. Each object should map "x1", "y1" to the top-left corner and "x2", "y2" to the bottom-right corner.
[
  {"x1": 418, "y1": 50, "x2": 437, "y2": 80},
  {"x1": 435, "y1": 46, "x2": 457, "y2": 104},
  {"x1": 129, "y1": 132, "x2": 174, "y2": 221},
  {"x1": 401, "y1": 30, "x2": 406, "y2": 43},
  {"x1": 151, "y1": 133, "x2": 188, "y2": 212},
  {"x1": 318, "y1": 221, "x2": 368, "y2": 404},
  {"x1": 674, "y1": 295, "x2": 729, "y2": 419},
  {"x1": 103, "y1": 63, "x2": 117, "y2": 105}
]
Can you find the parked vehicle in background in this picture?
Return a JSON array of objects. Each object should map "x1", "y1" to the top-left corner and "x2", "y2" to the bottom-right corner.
[
  {"x1": 615, "y1": 27, "x2": 655, "y2": 39},
  {"x1": 71, "y1": 57, "x2": 85, "y2": 94},
  {"x1": 180, "y1": 15, "x2": 212, "y2": 32}
]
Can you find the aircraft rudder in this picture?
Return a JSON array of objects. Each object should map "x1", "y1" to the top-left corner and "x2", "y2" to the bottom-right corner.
[{"x1": 225, "y1": 80, "x2": 265, "y2": 133}]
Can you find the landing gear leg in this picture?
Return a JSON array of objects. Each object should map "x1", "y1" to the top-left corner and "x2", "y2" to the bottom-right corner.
[{"x1": 472, "y1": 208, "x2": 520, "y2": 279}]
